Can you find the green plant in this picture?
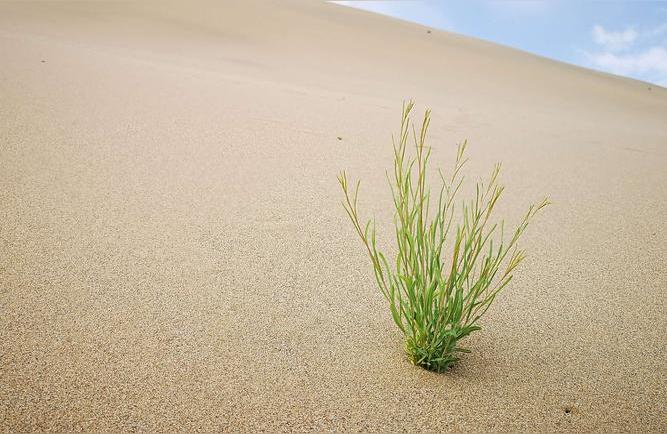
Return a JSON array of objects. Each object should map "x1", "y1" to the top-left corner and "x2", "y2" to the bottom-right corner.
[{"x1": 338, "y1": 101, "x2": 549, "y2": 372}]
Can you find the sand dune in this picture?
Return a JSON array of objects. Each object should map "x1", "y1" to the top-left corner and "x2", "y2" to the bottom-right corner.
[{"x1": 1, "y1": 0, "x2": 666, "y2": 431}]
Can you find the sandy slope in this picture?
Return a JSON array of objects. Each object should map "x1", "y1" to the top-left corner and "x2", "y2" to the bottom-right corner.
[{"x1": 1, "y1": 0, "x2": 666, "y2": 431}]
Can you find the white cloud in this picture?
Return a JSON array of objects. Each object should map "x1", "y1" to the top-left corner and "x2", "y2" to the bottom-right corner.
[
  {"x1": 588, "y1": 46, "x2": 667, "y2": 77},
  {"x1": 592, "y1": 25, "x2": 637, "y2": 52},
  {"x1": 585, "y1": 23, "x2": 667, "y2": 86}
]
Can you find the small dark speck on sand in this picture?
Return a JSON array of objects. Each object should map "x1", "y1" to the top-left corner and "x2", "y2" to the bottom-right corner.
[
  {"x1": 564, "y1": 406, "x2": 573, "y2": 415},
  {"x1": 648, "y1": 86, "x2": 652, "y2": 91},
  {"x1": 41, "y1": 60, "x2": 46, "y2": 63},
  {"x1": 427, "y1": 29, "x2": 432, "y2": 34},
  {"x1": 337, "y1": 136, "x2": 342, "y2": 141}
]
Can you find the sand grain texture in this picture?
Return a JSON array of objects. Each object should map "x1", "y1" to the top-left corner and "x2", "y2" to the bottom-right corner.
[{"x1": 1, "y1": 0, "x2": 666, "y2": 431}]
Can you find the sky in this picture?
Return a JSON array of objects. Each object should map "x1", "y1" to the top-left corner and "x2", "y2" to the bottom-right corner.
[{"x1": 333, "y1": 1, "x2": 667, "y2": 87}]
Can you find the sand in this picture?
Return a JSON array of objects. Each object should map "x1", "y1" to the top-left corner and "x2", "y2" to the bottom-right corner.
[{"x1": 1, "y1": 0, "x2": 666, "y2": 431}]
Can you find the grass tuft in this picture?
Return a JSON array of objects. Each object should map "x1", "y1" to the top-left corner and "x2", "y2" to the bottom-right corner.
[{"x1": 338, "y1": 101, "x2": 549, "y2": 372}]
